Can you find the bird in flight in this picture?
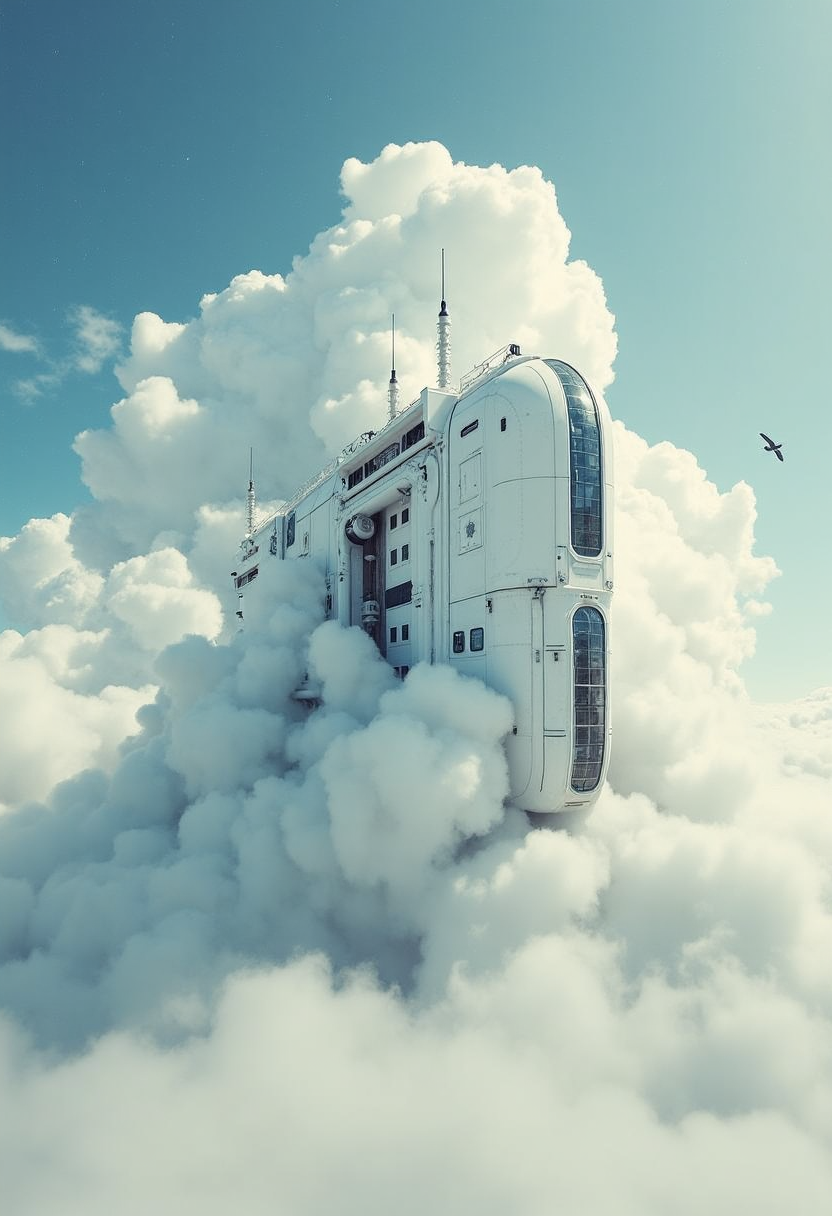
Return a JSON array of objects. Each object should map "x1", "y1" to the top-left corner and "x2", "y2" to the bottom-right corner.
[{"x1": 760, "y1": 432, "x2": 784, "y2": 461}]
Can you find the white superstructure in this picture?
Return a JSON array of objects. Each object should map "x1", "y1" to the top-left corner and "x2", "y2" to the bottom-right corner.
[{"x1": 233, "y1": 334, "x2": 614, "y2": 815}]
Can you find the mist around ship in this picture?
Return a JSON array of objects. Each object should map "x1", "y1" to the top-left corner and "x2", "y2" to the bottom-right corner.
[{"x1": 1, "y1": 143, "x2": 831, "y2": 1215}]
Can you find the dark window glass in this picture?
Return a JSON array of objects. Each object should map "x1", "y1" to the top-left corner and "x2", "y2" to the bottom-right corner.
[
  {"x1": 402, "y1": 421, "x2": 425, "y2": 451},
  {"x1": 390, "y1": 513, "x2": 398, "y2": 530},
  {"x1": 365, "y1": 442, "x2": 400, "y2": 478},
  {"x1": 390, "y1": 549, "x2": 398, "y2": 566},
  {"x1": 545, "y1": 360, "x2": 603, "y2": 557},
  {"x1": 401, "y1": 508, "x2": 409, "y2": 524},
  {"x1": 470, "y1": 627, "x2": 484, "y2": 652},
  {"x1": 402, "y1": 624, "x2": 409, "y2": 641},
  {"x1": 453, "y1": 631, "x2": 465, "y2": 653},
  {"x1": 500, "y1": 417, "x2": 507, "y2": 432},
  {"x1": 389, "y1": 626, "x2": 397, "y2": 643},
  {"x1": 385, "y1": 581, "x2": 412, "y2": 609},
  {"x1": 461, "y1": 419, "x2": 479, "y2": 438},
  {"x1": 570, "y1": 607, "x2": 606, "y2": 792},
  {"x1": 286, "y1": 513, "x2": 296, "y2": 547},
  {"x1": 235, "y1": 567, "x2": 259, "y2": 589},
  {"x1": 401, "y1": 544, "x2": 409, "y2": 561},
  {"x1": 347, "y1": 468, "x2": 364, "y2": 489},
  {"x1": 401, "y1": 666, "x2": 409, "y2": 677}
]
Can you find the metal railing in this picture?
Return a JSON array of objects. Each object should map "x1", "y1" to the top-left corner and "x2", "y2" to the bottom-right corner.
[{"x1": 459, "y1": 342, "x2": 521, "y2": 393}]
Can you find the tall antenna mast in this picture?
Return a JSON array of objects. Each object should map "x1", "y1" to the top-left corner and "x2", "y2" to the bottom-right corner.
[
  {"x1": 387, "y1": 312, "x2": 399, "y2": 421},
  {"x1": 246, "y1": 447, "x2": 256, "y2": 536},
  {"x1": 437, "y1": 248, "x2": 452, "y2": 389}
]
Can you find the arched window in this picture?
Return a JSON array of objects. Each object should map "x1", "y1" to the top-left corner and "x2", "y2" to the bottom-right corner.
[
  {"x1": 571, "y1": 606, "x2": 606, "y2": 792},
  {"x1": 546, "y1": 361, "x2": 603, "y2": 557}
]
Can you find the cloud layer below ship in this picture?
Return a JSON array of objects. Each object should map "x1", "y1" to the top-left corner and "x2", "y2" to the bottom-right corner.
[{"x1": 1, "y1": 142, "x2": 831, "y2": 1215}]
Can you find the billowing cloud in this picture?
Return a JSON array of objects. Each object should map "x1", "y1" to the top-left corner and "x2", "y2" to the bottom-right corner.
[{"x1": 0, "y1": 142, "x2": 830, "y2": 1214}]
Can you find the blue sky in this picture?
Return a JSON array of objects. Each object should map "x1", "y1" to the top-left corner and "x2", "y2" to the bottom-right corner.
[{"x1": 2, "y1": 0, "x2": 830, "y2": 700}]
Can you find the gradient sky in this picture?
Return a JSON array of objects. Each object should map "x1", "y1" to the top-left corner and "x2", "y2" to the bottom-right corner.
[{"x1": 2, "y1": 0, "x2": 830, "y2": 700}]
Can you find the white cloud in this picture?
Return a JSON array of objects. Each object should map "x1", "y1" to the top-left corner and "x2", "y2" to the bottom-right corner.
[
  {"x1": 70, "y1": 304, "x2": 122, "y2": 373},
  {"x1": 0, "y1": 323, "x2": 39, "y2": 354},
  {"x1": 0, "y1": 142, "x2": 830, "y2": 1213}
]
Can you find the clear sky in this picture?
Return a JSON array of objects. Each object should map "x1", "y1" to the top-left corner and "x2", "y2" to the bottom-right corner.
[{"x1": 2, "y1": 0, "x2": 831, "y2": 699}]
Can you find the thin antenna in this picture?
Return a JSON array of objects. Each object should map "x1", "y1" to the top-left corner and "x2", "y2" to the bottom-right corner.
[
  {"x1": 437, "y1": 248, "x2": 452, "y2": 389},
  {"x1": 246, "y1": 447, "x2": 256, "y2": 536},
  {"x1": 387, "y1": 312, "x2": 399, "y2": 420}
]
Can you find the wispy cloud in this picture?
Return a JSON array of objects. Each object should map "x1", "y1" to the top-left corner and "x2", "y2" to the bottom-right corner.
[
  {"x1": 12, "y1": 372, "x2": 60, "y2": 403},
  {"x1": 0, "y1": 322, "x2": 39, "y2": 355},
  {"x1": 70, "y1": 305, "x2": 122, "y2": 373},
  {"x1": 10, "y1": 306, "x2": 123, "y2": 400}
]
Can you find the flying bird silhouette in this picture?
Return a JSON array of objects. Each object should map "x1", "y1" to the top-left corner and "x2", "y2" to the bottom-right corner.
[{"x1": 760, "y1": 432, "x2": 784, "y2": 461}]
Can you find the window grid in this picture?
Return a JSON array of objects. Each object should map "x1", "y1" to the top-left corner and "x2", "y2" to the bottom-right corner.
[
  {"x1": 570, "y1": 607, "x2": 606, "y2": 792},
  {"x1": 546, "y1": 360, "x2": 603, "y2": 557}
]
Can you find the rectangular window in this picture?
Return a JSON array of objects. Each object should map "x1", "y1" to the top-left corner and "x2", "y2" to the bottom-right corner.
[
  {"x1": 453, "y1": 631, "x2": 465, "y2": 653},
  {"x1": 402, "y1": 421, "x2": 425, "y2": 451},
  {"x1": 385, "y1": 581, "x2": 412, "y2": 609},
  {"x1": 470, "y1": 627, "x2": 484, "y2": 652},
  {"x1": 347, "y1": 468, "x2": 364, "y2": 489},
  {"x1": 235, "y1": 567, "x2": 259, "y2": 589},
  {"x1": 461, "y1": 419, "x2": 479, "y2": 438},
  {"x1": 364, "y1": 442, "x2": 400, "y2": 478},
  {"x1": 402, "y1": 624, "x2": 409, "y2": 641},
  {"x1": 390, "y1": 549, "x2": 398, "y2": 566},
  {"x1": 286, "y1": 513, "x2": 296, "y2": 547},
  {"x1": 401, "y1": 543, "x2": 409, "y2": 561},
  {"x1": 390, "y1": 513, "x2": 398, "y2": 530},
  {"x1": 389, "y1": 626, "x2": 397, "y2": 643},
  {"x1": 401, "y1": 507, "x2": 409, "y2": 525}
]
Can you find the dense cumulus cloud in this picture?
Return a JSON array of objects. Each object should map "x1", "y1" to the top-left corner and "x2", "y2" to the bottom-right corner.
[{"x1": 1, "y1": 142, "x2": 830, "y2": 1215}]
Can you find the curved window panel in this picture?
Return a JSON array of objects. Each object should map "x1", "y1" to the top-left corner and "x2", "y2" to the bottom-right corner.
[
  {"x1": 546, "y1": 360, "x2": 603, "y2": 557},
  {"x1": 571, "y1": 606, "x2": 606, "y2": 792}
]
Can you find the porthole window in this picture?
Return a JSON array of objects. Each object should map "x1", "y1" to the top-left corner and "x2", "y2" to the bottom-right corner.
[
  {"x1": 453, "y1": 631, "x2": 465, "y2": 654},
  {"x1": 470, "y1": 627, "x2": 484, "y2": 652},
  {"x1": 571, "y1": 606, "x2": 606, "y2": 792}
]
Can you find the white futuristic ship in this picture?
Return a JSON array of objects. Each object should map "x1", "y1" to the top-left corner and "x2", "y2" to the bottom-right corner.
[{"x1": 233, "y1": 273, "x2": 614, "y2": 815}]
